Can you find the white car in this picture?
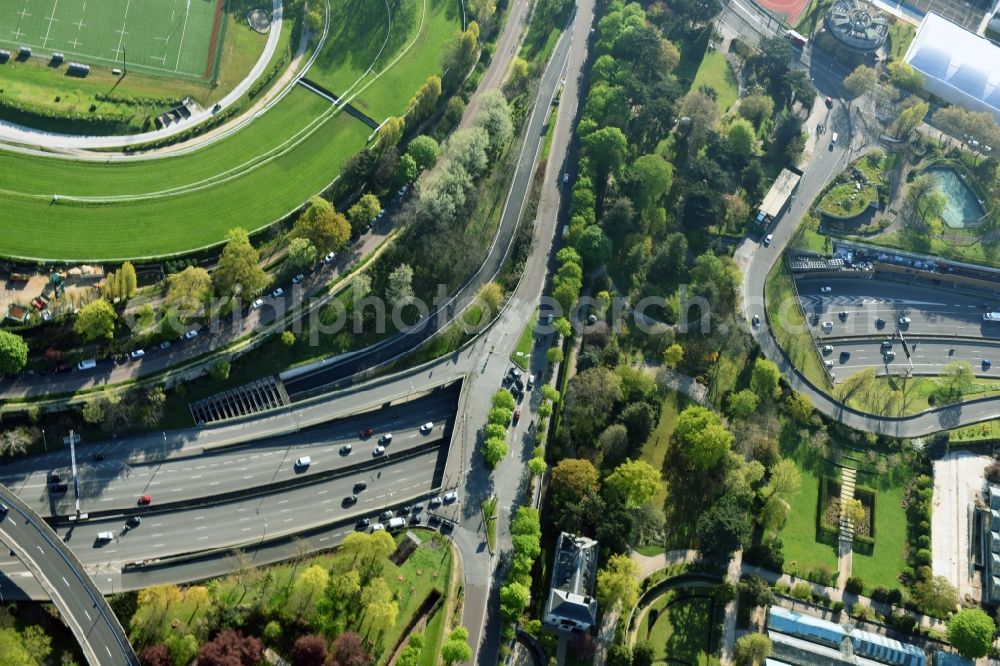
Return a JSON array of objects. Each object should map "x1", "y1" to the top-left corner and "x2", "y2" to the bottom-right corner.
[
  {"x1": 371, "y1": 523, "x2": 385, "y2": 532},
  {"x1": 271, "y1": 287, "x2": 284, "y2": 298},
  {"x1": 292, "y1": 274, "x2": 305, "y2": 285},
  {"x1": 184, "y1": 330, "x2": 199, "y2": 340},
  {"x1": 821, "y1": 321, "x2": 833, "y2": 331},
  {"x1": 825, "y1": 361, "x2": 834, "y2": 368},
  {"x1": 898, "y1": 317, "x2": 911, "y2": 325},
  {"x1": 251, "y1": 298, "x2": 264, "y2": 309},
  {"x1": 324, "y1": 251, "x2": 337, "y2": 264},
  {"x1": 373, "y1": 445, "x2": 385, "y2": 457},
  {"x1": 821, "y1": 345, "x2": 833, "y2": 354},
  {"x1": 420, "y1": 422, "x2": 433, "y2": 433},
  {"x1": 377, "y1": 208, "x2": 386, "y2": 219},
  {"x1": 443, "y1": 491, "x2": 458, "y2": 504},
  {"x1": 130, "y1": 349, "x2": 145, "y2": 359},
  {"x1": 820, "y1": 286, "x2": 832, "y2": 293},
  {"x1": 763, "y1": 234, "x2": 773, "y2": 246}
]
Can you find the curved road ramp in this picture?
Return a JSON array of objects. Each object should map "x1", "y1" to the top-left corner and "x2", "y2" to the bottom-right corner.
[{"x1": 0, "y1": 484, "x2": 139, "y2": 666}]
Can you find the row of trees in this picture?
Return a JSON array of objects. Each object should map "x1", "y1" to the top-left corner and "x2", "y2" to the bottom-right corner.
[
  {"x1": 498, "y1": 507, "x2": 542, "y2": 640},
  {"x1": 483, "y1": 389, "x2": 514, "y2": 467}
]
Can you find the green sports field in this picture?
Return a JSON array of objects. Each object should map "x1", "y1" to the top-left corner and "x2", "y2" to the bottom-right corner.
[{"x1": 0, "y1": 0, "x2": 221, "y2": 80}]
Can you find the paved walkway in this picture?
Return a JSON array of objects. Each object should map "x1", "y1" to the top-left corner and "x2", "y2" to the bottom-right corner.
[
  {"x1": 837, "y1": 467, "x2": 856, "y2": 588},
  {"x1": 629, "y1": 549, "x2": 700, "y2": 578}
]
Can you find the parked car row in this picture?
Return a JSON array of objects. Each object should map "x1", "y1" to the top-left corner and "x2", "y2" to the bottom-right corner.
[{"x1": 355, "y1": 491, "x2": 458, "y2": 533}]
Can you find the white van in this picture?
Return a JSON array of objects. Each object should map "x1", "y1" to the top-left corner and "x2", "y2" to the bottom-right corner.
[
  {"x1": 77, "y1": 359, "x2": 96, "y2": 370},
  {"x1": 387, "y1": 517, "x2": 406, "y2": 530},
  {"x1": 97, "y1": 531, "x2": 114, "y2": 541},
  {"x1": 294, "y1": 456, "x2": 311, "y2": 468},
  {"x1": 830, "y1": 132, "x2": 839, "y2": 145}
]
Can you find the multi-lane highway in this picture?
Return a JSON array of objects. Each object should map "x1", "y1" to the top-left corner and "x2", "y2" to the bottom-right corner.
[
  {"x1": 797, "y1": 278, "x2": 1000, "y2": 339},
  {"x1": 822, "y1": 338, "x2": 1000, "y2": 377},
  {"x1": 0, "y1": 487, "x2": 139, "y2": 665},
  {"x1": 0, "y1": 389, "x2": 456, "y2": 518}
]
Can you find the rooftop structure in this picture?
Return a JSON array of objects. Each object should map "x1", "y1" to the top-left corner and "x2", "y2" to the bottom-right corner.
[
  {"x1": 757, "y1": 168, "x2": 801, "y2": 225},
  {"x1": 824, "y1": 0, "x2": 889, "y2": 52},
  {"x1": 904, "y1": 12, "x2": 1000, "y2": 123},
  {"x1": 543, "y1": 533, "x2": 599, "y2": 631}
]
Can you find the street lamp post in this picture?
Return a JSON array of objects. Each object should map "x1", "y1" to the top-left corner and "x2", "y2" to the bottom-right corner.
[
  {"x1": 41, "y1": 429, "x2": 46, "y2": 453},
  {"x1": 108, "y1": 577, "x2": 113, "y2": 595}
]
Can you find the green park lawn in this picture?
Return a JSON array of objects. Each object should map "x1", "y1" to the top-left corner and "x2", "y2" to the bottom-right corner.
[
  {"x1": 777, "y1": 466, "x2": 839, "y2": 580},
  {"x1": 511, "y1": 316, "x2": 537, "y2": 370},
  {"x1": 639, "y1": 589, "x2": 722, "y2": 666},
  {"x1": 888, "y1": 21, "x2": 917, "y2": 60},
  {"x1": 0, "y1": 88, "x2": 371, "y2": 260},
  {"x1": 850, "y1": 483, "x2": 907, "y2": 594},
  {"x1": 310, "y1": 0, "x2": 462, "y2": 121},
  {"x1": 817, "y1": 183, "x2": 878, "y2": 218},
  {"x1": 640, "y1": 390, "x2": 682, "y2": 510},
  {"x1": 691, "y1": 49, "x2": 738, "y2": 114}
]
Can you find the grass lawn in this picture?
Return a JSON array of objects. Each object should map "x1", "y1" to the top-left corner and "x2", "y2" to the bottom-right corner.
[
  {"x1": 640, "y1": 391, "x2": 682, "y2": 511},
  {"x1": 841, "y1": 374, "x2": 1000, "y2": 416},
  {"x1": 765, "y1": 261, "x2": 829, "y2": 389},
  {"x1": 777, "y1": 467, "x2": 839, "y2": 578},
  {"x1": 949, "y1": 419, "x2": 1000, "y2": 442},
  {"x1": 310, "y1": 0, "x2": 462, "y2": 121},
  {"x1": 511, "y1": 316, "x2": 537, "y2": 370},
  {"x1": 482, "y1": 496, "x2": 498, "y2": 553},
  {"x1": 888, "y1": 21, "x2": 917, "y2": 60},
  {"x1": 1, "y1": 87, "x2": 372, "y2": 260},
  {"x1": 707, "y1": 347, "x2": 746, "y2": 407},
  {"x1": 638, "y1": 589, "x2": 722, "y2": 666},
  {"x1": 675, "y1": 28, "x2": 710, "y2": 85},
  {"x1": 691, "y1": 49, "x2": 739, "y2": 114},
  {"x1": 817, "y1": 183, "x2": 878, "y2": 218},
  {"x1": 850, "y1": 483, "x2": 907, "y2": 594},
  {"x1": 793, "y1": 228, "x2": 831, "y2": 254}
]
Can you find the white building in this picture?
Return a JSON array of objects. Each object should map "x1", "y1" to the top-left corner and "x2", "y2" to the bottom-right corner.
[
  {"x1": 542, "y1": 533, "x2": 599, "y2": 631},
  {"x1": 904, "y1": 12, "x2": 1000, "y2": 123}
]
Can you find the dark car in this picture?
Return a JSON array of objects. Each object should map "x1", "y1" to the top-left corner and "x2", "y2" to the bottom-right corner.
[
  {"x1": 48, "y1": 473, "x2": 62, "y2": 483},
  {"x1": 396, "y1": 505, "x2": 411, "y2": 516},
  {"x1": 353, "y1": 481, "x2": 368, "y2": 493},
  {"x1": 92, "y1": 453, "x2": 104, "y2": 462},
  {"x1": 342, "y1": 495, "x2": 358, "y2": 507},
  {"x1": 49, "y1": 483, "x2": 68, "y2": 494},
  {"x1": 409, "y1": 514, "x2": 423, "y2": 525},
  {"x1": 0, "y1": 503, "x2": 8, "y2": 519},
  {"x1": 355, "y1": 518, "x2": 370, "y2": 530},
  {"x1": 380, "y1": 510, "x2": 394, "y2": 521},
  {"x1": 124, "y1": 516, "x2": 141, "y2": 531}
]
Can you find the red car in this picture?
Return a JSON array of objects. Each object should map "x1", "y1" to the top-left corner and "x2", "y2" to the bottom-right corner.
[
  {"x1": 138, "y1": 495, "x2": 152, "y2": 505},
  {"x1": 359, "y1": 427, "x2": 374, "y2": 438},
  {"x1": 513, "y1": 406, "x2": 522, "y2": 422}
]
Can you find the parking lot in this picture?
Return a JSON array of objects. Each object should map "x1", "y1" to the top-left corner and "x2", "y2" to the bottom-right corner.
[{"x1": 932, "y1": 451, "x2": 990, "y2": 602}]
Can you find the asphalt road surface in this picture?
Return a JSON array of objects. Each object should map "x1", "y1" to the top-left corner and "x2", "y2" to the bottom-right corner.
[
  {"x1": 822, "y1": 338, "x2": 1000, "y2": 378},
  {"x1": 1, "y1": 390, "x2": 456, "y2": 518},
  {"x1": 0, "y1": 486, "x2": 139, "y2": 665},
  {"x1": 797, "y1": 278, "x2": 1000, "y2": 340},
  {"x1": 0, "y1": 446, "x2": 445, "y2": 594}
]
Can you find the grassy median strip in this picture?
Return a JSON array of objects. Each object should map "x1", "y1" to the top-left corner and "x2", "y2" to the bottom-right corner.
[
  {"x1": 481, "y1": 496, "x2": 497, "y2": 554},
  {"x1": 511, "y1": 316, "x2": 536, "y2": 370},
  {"x1": 765, "y1": 260, "x2": 829, "y2": 389}
]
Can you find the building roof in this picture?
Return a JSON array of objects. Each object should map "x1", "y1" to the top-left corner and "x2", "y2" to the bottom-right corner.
[
  {"x1": 904, "y1": 13, "x2": 1000, "y2": 122},
  {"x1": 759, "y1": 169, "x2": 801, "y2": 219},
  {"x1": 849, "y1": 627, "x2": 926, "y2": 666},
  {"x1": 543, "y1": 533, "x2": 599, "y2": 626},
  {"x1": 768, "y1": 606, "x2": 847, "y2": 646}
]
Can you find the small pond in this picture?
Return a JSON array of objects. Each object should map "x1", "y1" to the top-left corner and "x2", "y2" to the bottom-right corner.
[{"x1": 926, "y1": 166, "x2": 986, "y2": 228}]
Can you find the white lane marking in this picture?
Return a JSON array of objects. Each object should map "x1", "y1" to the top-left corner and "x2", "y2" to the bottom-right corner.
[
  {"x1": 283, "y1": 518, "x2": 293, "y2": 523},
  {"x1": 171, "y1": 488, "x2": 183, "y2": 492},
  {"x1": 62, "y1": 576, "x2": 69, "y2": 587},
  {"x1": 316, "y1": 490, "x2": 327, "y2": 495},
  {"x1": 210, "y1": 481, "x2": 220, "y2": 486},
  {"x1": 277, "y1": 499, "x2": 288, "y2": 505},
  {"x1": 153, "y1": 543, "x2": 164, "y2": 548},
  {"x1": 36, "y1": 545, "x2": 42, "y2": 554},
  {"x1": 194, "y1": 516, "x2": 204, "y2": 521},
  {"x1": 84, "y1": 610, "x2": 91, "y2": 622},
  {"x1": 242, "y1": 527, "x2": 252, "y2": 532},
  {"x1": 197, "y1": 536, "x2": 208, "y2": 541}
]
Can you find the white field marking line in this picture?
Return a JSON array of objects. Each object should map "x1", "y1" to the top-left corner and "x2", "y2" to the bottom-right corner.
[
  {"x1": 174, "y1": 0, "x2": 191, "y2": 71},
  {"x1": 5, "y1": 0, "x2": 417, "y2": 204},
  {"x1": 41, "y1": 0, "x2": 60, "y2": 48},
  {"x1": 73, "y1": 1, "x2": 85, "y2": 31},
  {"x1": 114, "y1": 0, "x2": 131, "y2": 61}
]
